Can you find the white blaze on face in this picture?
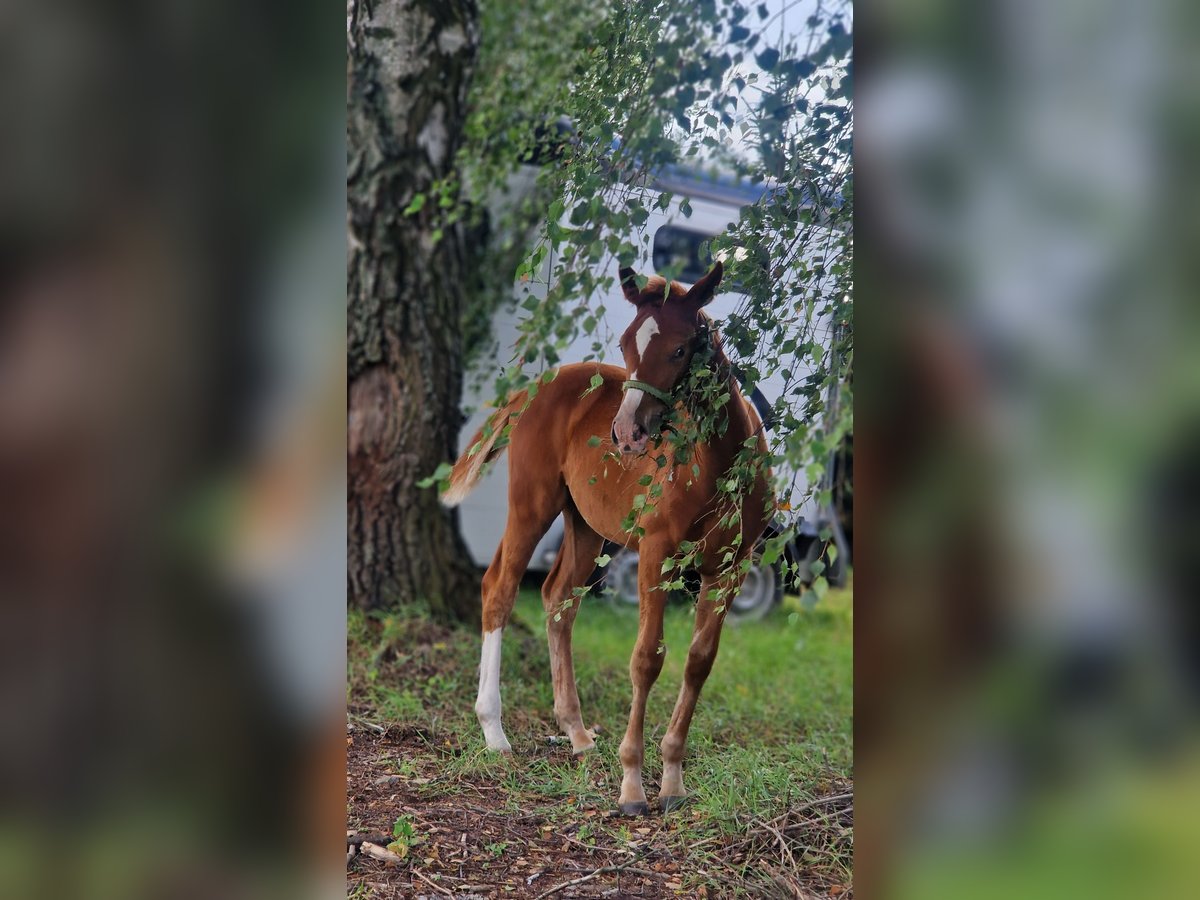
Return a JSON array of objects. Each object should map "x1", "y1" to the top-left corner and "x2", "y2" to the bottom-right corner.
[
  {"x1": 614, "y1": 315, "x2": 661, "y2": 446},
  {"x1": 475, "y1": 628, "x2": 511, "y2": 752},
  {"x1": 616, "y1": 382, "x2": 645, "y2": 423},
  {"x1": 634, "y1": 316, "x2": 660, "y2": 365}
]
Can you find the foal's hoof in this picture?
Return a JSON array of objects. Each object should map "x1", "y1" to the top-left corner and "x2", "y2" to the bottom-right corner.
[
  {"x1": 659, "y1": 795, "x2": 689, "y2": 814},
  {"x1": 617, "y1": 801, "x2": 650, "y2": 817},
  {"x1": 569, "y1": 726, "x2": 598, "y2": 755}
]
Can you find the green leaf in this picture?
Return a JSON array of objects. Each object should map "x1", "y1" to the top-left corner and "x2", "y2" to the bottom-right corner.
[
  {"x1": 393, "y1": 816, "x2": 415, "y2": 839},
  {"x1": 403, "y1": 193, "x2": 426, "y2": 215},
  {"x1": 587, "y1": 435, "x2": 601, "y2": 447},
  {"x1": 594, "y1": 554, "x2": 612, "y2": 567},
  {"x1": 416, "y1": 461, "x2": 453, "y2": 489},
  {"x1": 756, "y1": 48, "x2": 780, "y2": 71},
  {"x1": 760, "y1": 538, "x2": 784, "y2": 566}
]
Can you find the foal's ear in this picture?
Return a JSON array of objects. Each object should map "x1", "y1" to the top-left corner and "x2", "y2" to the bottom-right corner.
[
  {"x1": 682, "y1": 261, "x2": 723, "y2": 310},
  {"x1": 619, "y1": 266, "x2": 643, "y2": 305}
]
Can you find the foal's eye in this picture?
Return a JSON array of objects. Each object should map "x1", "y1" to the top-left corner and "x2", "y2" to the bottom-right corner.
[{"x1": 673, "y1": 346, "x2": 686, "y2": 359}]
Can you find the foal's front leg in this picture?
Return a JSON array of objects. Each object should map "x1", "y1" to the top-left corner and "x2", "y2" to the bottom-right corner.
[
  {"x1": 616, "y1": 540, "x2": 669, "y2": 816},
  {"x1": 658, "y1": 571, "x2": 735, "y2": 810}
]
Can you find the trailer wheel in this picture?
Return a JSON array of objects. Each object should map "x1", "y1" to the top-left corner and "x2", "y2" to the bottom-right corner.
[
  {"x1": 599, "y1": 548, "x2": 642, "y2": 608},
  {"x1": 597, "y1": 546, "x2": 782, "y2": 622}
]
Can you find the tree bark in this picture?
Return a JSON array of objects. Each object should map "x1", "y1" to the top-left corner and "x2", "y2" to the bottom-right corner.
[{"x1": 347, "y1": 0, "x2": 481, "y2": 623}]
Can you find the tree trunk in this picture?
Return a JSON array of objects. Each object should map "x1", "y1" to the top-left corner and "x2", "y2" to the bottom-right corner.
[{"x1": 347, "y1": 0, "x2": 481, "y2": 623}]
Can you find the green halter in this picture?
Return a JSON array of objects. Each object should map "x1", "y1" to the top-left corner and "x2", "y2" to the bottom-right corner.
[{"x1": 620, "y1": 378, "x2": 676, "y2": 406}]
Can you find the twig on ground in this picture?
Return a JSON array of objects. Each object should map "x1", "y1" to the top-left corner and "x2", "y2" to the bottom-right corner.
[
  {"x1": 759, "y1": 791, "x2": 854, "y2": 829},
  {"x1": 557, "y1": 863, "x2": 665, "y2": 882},
  {"x1": 757, "y1": 817, "x2": 802, "y2": 878},
  {"x1": 348, "y1": 833, "x2": 395, "y2": 849},
  {"x1": 349, "y1": 715, "x2": 386, "y2": 734},
  {"x1": 532, "y1": 852, "x2": 647, "y2": 900},
  {"x1": 411, "y1": 868, "x2": 453, "y2": 896},
  {"x1": 360, "y1": 842, "x2": 404, "y2": 864},
  {"x1": 557, "y1": 831, "x2": 634, "y2": 855},
  {"x1": 703, "y1": 789, "x2": 854, "y2": 897}
]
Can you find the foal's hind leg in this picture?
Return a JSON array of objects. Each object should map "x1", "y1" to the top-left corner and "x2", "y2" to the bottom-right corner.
[
  {"x1": 541, "y1": 505, "x2": 604, "y2": 754},
  {"x1": 658, "y1": 570, "x2": 737, "y2": 811},
  {"x1": 476, "y1": 482, "x2": 564, "y2": 753}
]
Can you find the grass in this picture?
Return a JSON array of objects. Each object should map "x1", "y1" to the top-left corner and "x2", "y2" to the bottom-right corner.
[{"x1": 348, "y1": 582, "x2": 852, "y2": 896}]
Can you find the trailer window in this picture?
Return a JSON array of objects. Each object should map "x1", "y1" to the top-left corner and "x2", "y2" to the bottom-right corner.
[
  {"x1": 652, "y1": 226, "x2": 761, "y2": 289},
  {"x1": 652, "y1": 226, "x2": 714, "y2": 285}
]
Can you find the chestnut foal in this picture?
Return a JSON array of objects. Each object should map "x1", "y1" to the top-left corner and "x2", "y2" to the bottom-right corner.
[{"x1": 442, "y1": 261, "x2": 771, "y2": 814}]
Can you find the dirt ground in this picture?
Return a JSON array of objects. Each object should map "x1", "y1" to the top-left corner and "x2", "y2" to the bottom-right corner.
[{"x1": 347, "y1": 722, "x2": 852, "y2": 899}]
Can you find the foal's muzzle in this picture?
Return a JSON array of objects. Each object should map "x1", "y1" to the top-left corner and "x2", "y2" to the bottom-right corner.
[
  {"x1": 613, "y1": 378, "x2": 671, "y2": 456},
  {"x1": 611, "y1": 421, "x2": 648, "y2": 455}
]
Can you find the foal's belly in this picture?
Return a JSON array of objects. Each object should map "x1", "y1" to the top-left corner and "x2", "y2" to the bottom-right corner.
[{"x1": 564, "y1": 448, "x2": 654, "y2": 547}]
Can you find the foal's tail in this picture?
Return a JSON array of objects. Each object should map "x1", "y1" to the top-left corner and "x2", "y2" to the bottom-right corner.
[{"x1": 440, "y1": 390, "x2": 529, "y2": 508}]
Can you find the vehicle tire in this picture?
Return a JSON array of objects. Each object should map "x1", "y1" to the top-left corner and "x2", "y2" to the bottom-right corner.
[
  {"x1": 724, "y1": 552, "x2": 784, "y2": 622},
  {"x1": 598, "y1": 547, "x2": 642, "y2": 608},
  {"x1": 596, "y1": 546, "x2": 783, "y2": 622}
]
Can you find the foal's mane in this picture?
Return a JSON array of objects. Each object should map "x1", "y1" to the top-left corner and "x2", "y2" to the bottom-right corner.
[{"x1": 641, "y1": 275, "x2": 687, "y2": 300}]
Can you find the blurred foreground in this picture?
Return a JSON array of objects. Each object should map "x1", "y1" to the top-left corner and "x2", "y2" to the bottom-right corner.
[
  {"x1": 0, "y1": 3, "x2": 344, "y2": 898},
  {"x1": 858, "y1": 0, "x2": 1200, "y2": 897}
]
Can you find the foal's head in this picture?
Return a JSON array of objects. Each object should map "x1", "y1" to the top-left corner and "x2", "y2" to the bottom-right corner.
[{"x1": 611, "y1": 261, "x2": 723, "y2": 455}]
